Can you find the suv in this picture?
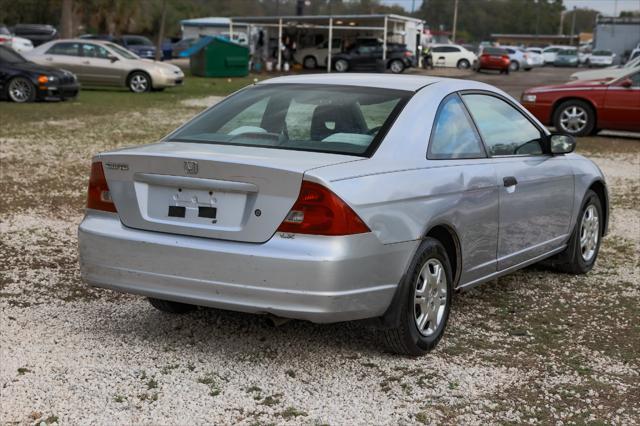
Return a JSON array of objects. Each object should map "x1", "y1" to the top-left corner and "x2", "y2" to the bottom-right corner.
[
  {"x1": 332, "y1": 41, "x2": 413, "y2": 74},
  {"x1": 12, "y1": 24, "x2": 57, "y2": 46},
  {"x1": 113, "y1": 35, "x2": 156, "y2": 59}
]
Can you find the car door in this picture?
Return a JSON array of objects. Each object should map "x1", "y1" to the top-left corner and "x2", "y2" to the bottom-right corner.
[
  {"x1": 80, "y1": 43, "x2": 120, "y2": 86},
  {"x1": 462, "y1": 92, "x2": 575, "y2": 270},
  {"x1": 42, "y1": 41, "x2": 83, "y2": 73},
  {"x1": 600, "y1": 71, "x2": 640, "y2": 132},
  {"x1": 351, "y1": 45, "x2": 377, "y2": 69},
  {"x1": 427, "y1": 93, "x2": 499, "y2": 285}
]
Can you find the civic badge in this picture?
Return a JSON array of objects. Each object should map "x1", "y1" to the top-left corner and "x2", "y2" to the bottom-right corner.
[{"x1": 184, "y1": 161, "x2": 198, "y2": 175}]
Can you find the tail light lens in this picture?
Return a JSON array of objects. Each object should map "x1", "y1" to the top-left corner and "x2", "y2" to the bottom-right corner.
[
  {"x1": 86, "y1": 161, "x2": 117, "y2": 213},
  {"x1": 277, "y1": 181, "x2": 370, "y2": 236},
  {"x1": 404, "y1": 50, "x2": 413, "y2": 57}
]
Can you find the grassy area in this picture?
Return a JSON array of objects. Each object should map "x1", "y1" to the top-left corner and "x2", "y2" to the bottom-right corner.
[{"x1": 0, "y1": 73, "x2": 260, "y2": 122}]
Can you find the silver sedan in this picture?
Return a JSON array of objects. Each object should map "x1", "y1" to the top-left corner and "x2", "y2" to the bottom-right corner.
[
  {"x1": 26, "y1": 39, "x2": 184, "y2": 92},
  {"x1": 78, "y1": 74, "x2": 609, "y2": 355}
]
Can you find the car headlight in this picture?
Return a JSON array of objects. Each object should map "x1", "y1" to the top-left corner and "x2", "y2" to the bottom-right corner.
[{"x1": 522, "y1": 94, "x2": 536, "y2": 103}]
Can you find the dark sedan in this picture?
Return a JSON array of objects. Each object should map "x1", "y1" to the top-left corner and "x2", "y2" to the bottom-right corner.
[
  {"x1": 332, "y1": 42, "x2": 414, "y2": 74},
  {"x1": 0, "y1": 45, "x2": 79, "y2": 102}
]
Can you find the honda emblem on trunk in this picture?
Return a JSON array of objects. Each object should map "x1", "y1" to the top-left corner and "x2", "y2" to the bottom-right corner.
[{"x1": 184, "y1": 161, "x2": 198, "y2": 175}]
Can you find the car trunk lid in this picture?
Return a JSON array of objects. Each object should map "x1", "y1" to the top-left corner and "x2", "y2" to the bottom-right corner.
[{"x1": 99, "y1": 142, "x2": 362, "y2": 243}]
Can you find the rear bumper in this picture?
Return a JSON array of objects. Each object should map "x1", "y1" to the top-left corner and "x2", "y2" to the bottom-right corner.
[{"x1": 78, "y1": 211, "x2": 415, "y2": 323}]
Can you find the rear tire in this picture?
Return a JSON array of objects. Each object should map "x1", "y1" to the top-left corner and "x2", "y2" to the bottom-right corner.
[
  {"x1": 509, "y1": 60, "x2": 519, "y2": 72},
  {"x1": 553, "y1": 99, "x2": 595, "y2": 137},
  {"x1": 303, "y1": 56, "x2": 317, "y2": 69},
  {"x1": 549, "y1": 190, "x2": 603, "y2": 274},
  {"x1": 334, "y1": 59, "x2": 349, "y2": 73},
  {"x1": 456, "y1": 59, "x2": 470, "y2": 70},
  {"x1": 382, "y1": 238, "x2": 453, "y2": 356},
  {"x1": 148, "y1": 297, "x2": 197, "y2": 314}
]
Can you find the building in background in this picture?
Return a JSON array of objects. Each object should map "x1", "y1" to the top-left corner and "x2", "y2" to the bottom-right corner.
[{"x1": 593, "y1": 16, "x2": 640, "y2": 61}]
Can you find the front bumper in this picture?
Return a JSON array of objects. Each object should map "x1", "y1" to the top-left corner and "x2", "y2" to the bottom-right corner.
[
  {"x1": 78, "y1": 211, "x2": 415, "y2": 323},
  {"x1": 36, "y1": 82, "x2": 80, "y2": 100},
  {"x1": 152, "y1": 73, "x2": 184, "y2": 88}
]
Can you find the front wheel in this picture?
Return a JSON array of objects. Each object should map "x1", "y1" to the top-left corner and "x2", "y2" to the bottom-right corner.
[
  {"x1": 128, "y1": 71, "x2": 151, "y2": 93},
  {"x1": 509, "y1": 60, "x2": 519, "y2": 72},
  {"x1": 389, "y1": 59, "x2": 405, "y2": 74},
  {"x1": 550, "y1": 190, "x2": 603, "y2": 274},
  {"x1": 553, "y1": 99, "x2": 595, "y2": 136},
  {"x1": 303, "y1": 56, "x2": 317, "y2": 69},
  {"x1": 334, "y1": 59, "x2": 349, "y2": 73},
  {"x1": 7, "y1": 77, "x2": 36, "y2": 103},
  {"x1": 382, "y1": 238, "x2": 453, "y2": 356}
]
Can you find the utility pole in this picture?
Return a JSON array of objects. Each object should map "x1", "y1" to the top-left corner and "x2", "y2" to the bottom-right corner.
[
  {"x1": 570, "y1": 6, "x2": 577, "y2": 46},
  {"x1": 155, "y1": 0, "x2": 167, "y2": 61},
  {"x1": 451, "y1": 0, "x2": 459, "y2": 43}
]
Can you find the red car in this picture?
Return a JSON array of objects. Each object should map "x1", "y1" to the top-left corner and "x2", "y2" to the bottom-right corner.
[
  {"x1": 477, "y1": 47, "x2": 511, "y2": 74},
  {"x1": 521, "y1": 70, "x2": 640, "y2": 136}
]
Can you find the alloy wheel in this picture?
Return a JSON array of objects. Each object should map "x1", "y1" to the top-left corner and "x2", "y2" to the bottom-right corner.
[
  {"x1": 8, "y1": 78, "x2": 33, "y2": 103},
  {"x1": 560, "y1": 106, "x2": 588, "y2": 134},
  {"x1": 580, "y1": 204, "x2": 599, "y2": 261},
  {"x1": 390, "y1": 60, "x2": 404, "y2": 73},
  {"x1": 335, "y1": 60, "x2": 348, "y2": 72},
  {"x1": 414, "y1": 258, "x2": 447, "y2": 336},
  {"x1": 130, "y1": 74, "x2": 149, "y2": 93}
]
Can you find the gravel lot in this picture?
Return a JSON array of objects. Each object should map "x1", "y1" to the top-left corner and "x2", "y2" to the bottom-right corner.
[{"x1": 1, "y1": 68, "x2": 639, "y2": 425}]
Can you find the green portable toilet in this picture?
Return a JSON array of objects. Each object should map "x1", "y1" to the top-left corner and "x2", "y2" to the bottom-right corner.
[{"x1": 182, "y1": 36, "x2": 249, "y2": 77}]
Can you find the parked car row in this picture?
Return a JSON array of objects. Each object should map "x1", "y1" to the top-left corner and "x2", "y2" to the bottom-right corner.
[
  {"x1": 0, "y1": 25, "x2": 34, "y2": 53},
  {"x1": 1, "y1": 37, "x2": 185, "y2": 103}
]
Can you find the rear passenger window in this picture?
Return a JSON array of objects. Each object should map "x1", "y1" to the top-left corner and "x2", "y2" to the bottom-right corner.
[
  {"x1": 462, "y1": 94, "x2": 543, "y2": 156},
  {"x1": 46, "y1": 42, "x2": 80, "y2": 56},
  {"x1": 428, "y1": 94, "x2": 485, "y2": 159}
]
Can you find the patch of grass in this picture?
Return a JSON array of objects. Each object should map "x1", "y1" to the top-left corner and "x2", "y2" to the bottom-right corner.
[
  {"x1": 44, "y1": 415, "x2": 59, "y2": 424},
  {"x1": 285, "y1": 369, "x2": 296, "y2": 378},
  {"x1": 415, "y1": 411, "x2": 429, "y2": 425},
  {"x1": 146, "y1": 378, "x2": 158, "y2": 390},
  {"x1": 17, "y1": 367, "x2": 31, "y2": 375},
  {"x1": 246, "y1": 385, "x2": 262, "y2": 393},
  {"x1": 114, "y1": 395, "x2": 126, "y2": 403},
  {"x1": 161, "y1": 363, "x2": 180, "y2": 374},
  {"x1": 280, "y1": 406, "x2": 307, "y2": 419},
  {"x1": 260, "y1": 393, "x2": 283, "y2": 407},
  {"x1": 197, "y1": 372, "x2": 222, "y2": 397}
]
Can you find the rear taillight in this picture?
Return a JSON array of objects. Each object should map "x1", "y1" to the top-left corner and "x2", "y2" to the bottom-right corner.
[
  {"x1": 86, "y1": 161, "x2": 117, "y2": 213},
  {"x1": 404, "y1": 50, "x2": 413, "y2": 57},
  {"x1": 277, "y1": 181, "x2": 370, "y2": 236}
]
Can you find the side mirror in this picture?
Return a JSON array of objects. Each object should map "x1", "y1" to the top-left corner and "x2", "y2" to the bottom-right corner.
[
  {"x1": 549, "y1": 133, "x2": 576, "y2": 155},
  {"x1": 108, "y1": 55, "x2": 118, "y2": 63},
  {"x1": 620, "y1": 78, "x2": 633, "y2": 88}
]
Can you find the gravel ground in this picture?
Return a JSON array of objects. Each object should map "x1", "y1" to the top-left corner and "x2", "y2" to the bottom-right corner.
[{"x1": 1, "y1": 92, "x2": 639, "y2": 425}]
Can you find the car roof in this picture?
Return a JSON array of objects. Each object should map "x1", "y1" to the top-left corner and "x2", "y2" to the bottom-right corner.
[{"x1": 258, "y1": 73, "x2": 446, "y2": 92}]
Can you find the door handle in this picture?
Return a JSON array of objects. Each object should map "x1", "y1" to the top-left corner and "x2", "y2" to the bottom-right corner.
[{"x1": 503, "y1": 176, "x2": 518, "y2": 187}]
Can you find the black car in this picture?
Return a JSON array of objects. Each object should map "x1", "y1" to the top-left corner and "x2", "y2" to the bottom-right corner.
[
  {"x1": 332, "y1": 42, "x2": 414, "y2": 74},
  {"x1": 0, "y1": 45, "x2": 79, "y2": 103},
  {"x1": 12, "y1": 24, "x2": 57, "y2": 46},
  {"x1": 113, "y1": 35, "x2": 157, "y2": 59}
]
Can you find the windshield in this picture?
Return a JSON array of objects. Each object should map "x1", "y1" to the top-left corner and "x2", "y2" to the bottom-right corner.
[
  {"x1": 126, "y1": 36, "x2": 153, "y2": 46},
  {"x1": 0, "y1": 46, "x2": 26, "y2": 63},
  {"x1": 168, "y1": 84, "x2": 410, "y2": 156},
  {"x1": 106, "y1": 43, "x2": 138, "y2": 59},
  {"x1": 483, "y1": 47, "x2": 507, "y2": 55},
  {"x1": 559, "y1": 49, "x2": 577, "y2": 55},
  {"x1": 592, "y1": 50, "x2": 611, "y2": 56},
  {"x1": 0, "y1": 26, "x2": 10, "y2": 36}
]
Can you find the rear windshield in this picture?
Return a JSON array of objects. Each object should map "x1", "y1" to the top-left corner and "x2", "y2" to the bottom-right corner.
[
  {"x1": 483, "y1": 47, "x2": 507, "y2": 55},
  {"x1": 592, "y1": 50, "x2": 611, "y2": 56},
  {"x1": 168, "y1": 84, "x2": 411, "y2": 156}
]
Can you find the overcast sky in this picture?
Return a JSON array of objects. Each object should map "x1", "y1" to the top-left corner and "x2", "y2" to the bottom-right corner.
[{"x1": 382, "y1": 0, "x2": 640, "y2": 15}]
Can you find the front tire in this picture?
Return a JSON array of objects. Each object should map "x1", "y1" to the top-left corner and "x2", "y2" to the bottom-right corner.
[
  {"x1": 509, "y1": 60, "x2": 519, "y2": 72},
  {"x1": 553, "y1": 99, "x2": 595, "y2": 136},
  {"x1": 551, "y1": 190, "x2": 603, "y2": 274},
  {"x1": 148, "y1": 297, "x2": 197, "y2": 314},
  {"x1": 6, "y1": 77, "x2": 36, "y2": 103},
  {"x1": 127, "y1": 71, "x2": 151, "y2": 93},
  {"x1": 389, "y1": 59, "x2": 405, "y2": 74},
  {"x1": 382, "y1": 238, "x2": 453, "y2": 356}
]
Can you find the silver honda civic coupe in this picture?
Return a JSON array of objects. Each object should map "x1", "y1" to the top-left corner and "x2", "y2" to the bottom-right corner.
[{"x1": 78, "y1": 74, "x2": 608, "y2": 355}]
